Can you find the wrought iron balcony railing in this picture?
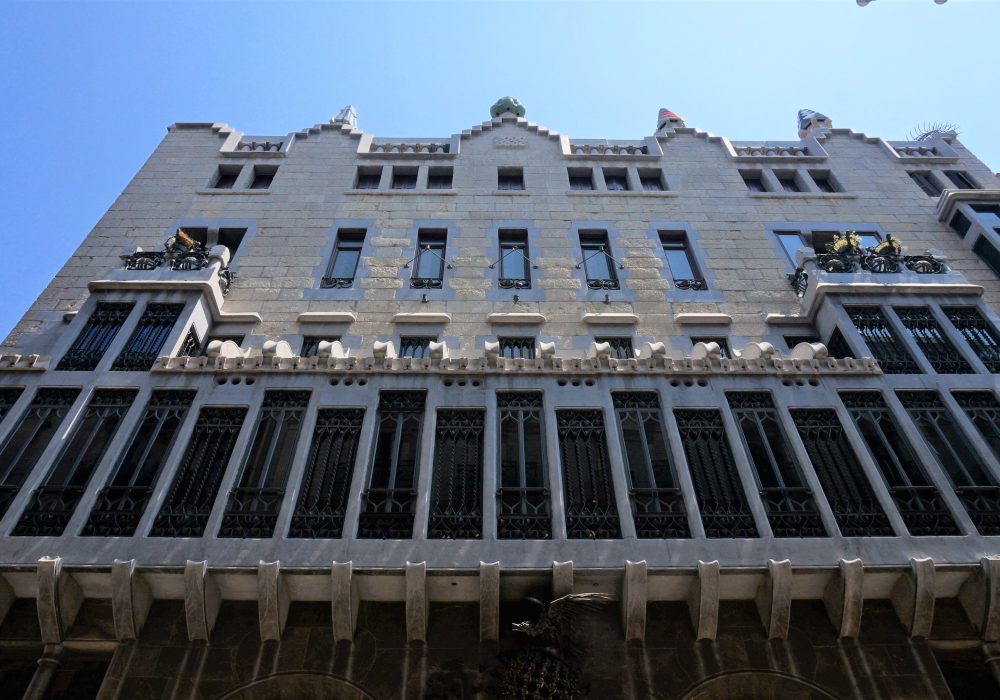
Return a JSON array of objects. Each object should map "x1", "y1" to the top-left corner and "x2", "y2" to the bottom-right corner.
[
  {"x1": 888, "y1": 485, "x2": 960, "y2": 536},
  {"x1": 12, "y1": 485, "x2": 87, "y2": 536},
  {"x1": 585, "y1": 278, "x2": 620, "y2": 291},
  {"x1": 672, "y1": 278, "x2": 708, "y2": 291},
  {"x1": 698, "y1": 499, "x2": 758, "y2": 538},
  {"x1": 119, "y1": 249, "x2": 236, "y2": 296},
  {"x1": 289, "y1": 504, "x2": 348, "y2": 539},
  {"x1": 218, "y1": 487, "x2": 286, "y2": 538},
  {"x1": 565, "y1": 503, "x2": 621, "y2": 539},
  {"x1": 497, "y1": 487, "x2": 551, "y2": 539},
  {"x1": 759, "y1": 486, "x2": 826, "y2": 538},
  {"x1": 498, "y1": 277, "x2": 531, "y2": 289},
  {"x1": 788, "y1": 248, "x2": 946, "y2": 298},
  {"x1": 629, "y1": 487, "x2": 690, "y2": 538},
  {"x1": 357, "y1": 488, "x2": 417, "y2": 538},
  {"x1": 320, "y1": 276, "x2": 355, "y2": 289},
  {"x1": 150, "y1": 504, "x2": 214, "y2": 538},
  {"x1": 955, "y1": 486, "x2": 1000, "y2": 536},
  {"x1": 82, "y1": 485, "x2": 153, "y2": 537}
]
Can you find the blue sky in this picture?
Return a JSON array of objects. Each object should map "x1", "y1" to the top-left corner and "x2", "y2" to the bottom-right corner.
[{"x1": 1, "y1": 0, "x2": 996, "y2": 340}]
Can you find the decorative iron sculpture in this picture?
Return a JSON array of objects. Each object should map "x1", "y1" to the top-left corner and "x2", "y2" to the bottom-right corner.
[{"x1": 121, "y1": 229, "x2": 236, "y2": 295}]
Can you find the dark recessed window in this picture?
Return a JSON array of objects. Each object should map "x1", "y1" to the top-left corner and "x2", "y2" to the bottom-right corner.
[
  {"x1": 949, "y1": 212, "x2": 972, "y2": 238},
  {"x1": 846, "y1": 306, "x2": 920, "y2": 374},
  {"x1": 498, "y1": 337, "x2": 535, "y2": 359},
  {"x1": 212, "y1": 165, "x2": 241, "y2": 189},
  {"x1": 57, "y1": 302, "x2": 135, "y2": 371},
  {"x1": 603, "y1": 169, "x2": 629, "y2": 191},
  {"x1": 639, "y1": 169, "x2": 665, "y2": 191},
  {"x1": 411, "y1": 229, "x2": 447, "y2": 288},
  {"x1": 391, "y1": 168, "x2": 417, "y2": 189},
  {"x1": 568, "y1": 168, "x2": 594, "y2": 191},
  {"x1": 218, "y1": 227, "x2": 247, "y2": 257},
  {"x1": 498, "y1": 168, "x2": 525, "y2": 191},
  {"x1": 199, "y1": 334, "x2": 245, "y2": 356},
  {"x1": 497, "y1": 393, "x2": 550, "y2": 539},
  {"x1": 399, "y1": 336, "x2": 435, "y2": 359},
  {"x1": 427, "y1": 167, "x2": 453, "y2": 189},
  {"x1": 301, "y1": 335, "x2": 341, "y2": 358},
  {"x1": 973, "y1": 236, "x2": 1000, "y2": 278},
  {"x1": 893, "y1": 306, "x2": 972, "y2": 374},
  {"x1": 810, "y1": 170, "x2": 837, "y2": 193},
  {"x1": 943, "y1": 307, "x2": 1000, "y2": 373},
  {"x1": 784, "y1": 334, "x2": 819, "y2": 350},
  {"x1": 323, "y1": 229, "x2": 365, "y2": 288},
  {"x1": 776, "y1": 173, "x2": 801, "y2": 193},
  {"x1": 691, "y1": 337, "x2": 730, "y2": 358},
  {"x1": 909, "y1": 171, "x2": 942, "y2": 197},
  {"x1": 356, "y1": 166, "x2": 382, "y2": 189},
  {"x1": 659, "y1": 231, "x2": 705, "y2": 290},
  {"x1": 741, "y1": 171, "x2": 766, "y2": 192},
  {"x1": 498, "y1": 229, "x2": 530, "y2": 288},
  {"x1": 556, "y1": 409, "x2": 621, "y2": 538},
  {"x1": 111, "y1": 303, "x2": 184, "y2": 371},
  {"x1": 249, "y1": 165, "x2": 277, "y2": 190},
  {"x1": 945, "y1": 170, "x2": 978, "y2": 190},
  {"x1": 578, "y1": 230, "x2": 619, "y2": 289},
  {"x1": 428, "y1": 409, "x2": 485, "y2": 539},
  {"x1": 595, "y1": 336, "x2": 634, "y2": 359}
]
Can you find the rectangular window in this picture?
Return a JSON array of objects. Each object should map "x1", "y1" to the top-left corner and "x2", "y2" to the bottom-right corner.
[
  {"x1": 0, "y1": 388, "x2": 24, "y2": 425},
  {"x1": 579, "y1": 230, "x2": 619, "y2": 289},
  {"x1": 841, "y1": 392, "x2": 959, "y2": 536},
  {"x1": 57, "y1": 302, "x2": 134, "y2": 371},
  {"x1": 595, "y1": 336, "x2": 634, "y2": 360},
  {"x1": 973, "y1": 236, "x2": 1000, "y2": 278},
  {"x1": 498, "y1": 229, "x2": 530, "y2": 288},
  {"x1": 111, "y1": 303, "x2": 184, "y2": 371},
  {"x1": 949, "y1": 392, "x2": 1000, "y2": 535},
  {"x1": 945, "y1": 170, "x2": 978, "y2": 189},
  {"x1": 567, "y1": 168, "x2": 594, "y2": 191},
  {"x1": 428, "y1": 409, "x2": 484, "y2": 539},
  {"x1": 358, "y1": 391, "x2": 426, "y2": 538},
  {"x1": 603, "y1": 169, "x2": 629, "y2": 191},
  {"x1": 846, "y1": 306, "x2": 921, "y2": 374},
  {"x1": 855, "y1": 230, "x2": 882, "y2": 249},
  {"x1": 498, "y1": 337, "x2": 535, "y2": 359},
  {"x1": 218, "y1": 227, "x2": 247, "y2": 257},
  {"x1": 497, "y1": 167, "x2": 524, "y2": 191},
  {"x1": 212, "y1": 164, "x2": 241, "y2": 189},
  {"x1": 410, "y1": 229, "x2": 447, "y2": 288},
  {"x1": 949, "y1": 212, "x2": 971, "y2": 238},
  {"x1": 300, "y1": 335, "x2": 340, "y2": 359},
  {"x1": 83, "y1": 389, "x2": 196, "y2": 537},
  {"x1": 810, "y1": 170, "x2": 838, "y2": 193},
  {"x1": 322, "y1": 229, "x2": 365, "y2": 288},
  {"x1": 775, "y1": 231, "x2": 807, "y2": 264},
  {"x1": 691, "y1": 337, "x2": 731, "y2": 359},
  {"x1": 614, "y1": 393, "x2": 689, "y2": 538},
  {"x1": 399, "y1": 336, "x2": 434, "y2": 359},
  {"x1": 673, "y1": 408, "x2": 757, "y2": 537},
  {"x1": 943, "y1": 307, "x2": 1000, "y2": 372},
  {"x1": 639, "y1": 168, "x2": 665, "y2": 191},
  {"x1": 893, "y1": 306, "x2": 972, "y2": 373},
  {"x1": 497, "y1": 393, "x2": 550, "y2": 539},
  {"x1": 898, "y1": 391, "x2": 993, "y2": 487},
  {"x1": 289, "y1": 407, "x2": 365, "y2": 538},
  {"x1": 249, "y1": 165, "x2": 277, "y2": 190},
  {"x1": 150, "y1": 406, "x2": 248, "y2": 537},
  {"x1": 355, "y1": 166, "x2": 382, "y2": 189},
  {"x1": 659, "y1": 231, "x2": 705, "y2": 289},
  {"x1": 741, "y1": 170, "x2": 767, "y2": 192},
  {"x1": 13, "y1": 389, "x2": 137, "y2": 537},
  {"x1": 391, "y1": 167, "x2": 417, "y2": 189},
  {"x1": 556, "y1": 409, "x2": 621, "y2": 538},
  {"x1": 776, "y1": 172, "x2": 801, "y2": 193},
  {"x1": 727, "y1": 392, "x2": 825, "y2": 537},
  {"x1": 909, "y1": 171, "x2": 942, "y2": 197},
  {"x1": 219, "y1": 391, "x2": 311, "y2": 538},
  {"x1": 427, "y1": 167, "x2": 453, "y2": 189}
]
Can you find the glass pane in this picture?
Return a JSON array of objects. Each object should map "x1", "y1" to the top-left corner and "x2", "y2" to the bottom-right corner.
[
  {"x1": 501, "y1": 245, "x2": 526, "y2": 279},
  {"x1": 394, "y1": 415, "x2": 421, "y2": 489},
  {"x1": 522, "y1": 413, "x2": 544, "y2": 488},
  {"x1": 619, "y1": 414, "x2": 652, "y2": 489},
  {"x1": 777, "y1": 234, "x2": 803, "y2": 262},
  {"x1": 370, "y1": 417, "x2": 398, "y2": 489},
  {"x1": 583, "y1": 245, "x2": 611, "y2": 279},
  {"x1": 416, "y1": 247, "x2": 443, "y2": 279},
  {"x1": 330, "y1": 248, "x2": 361, "y2": 279},
  {"x1": 664, "y1": 248, "x2": 695, "y2": 279},
  {"x1": 499, "y1": 413, "x2": 520, "y2": 488}
]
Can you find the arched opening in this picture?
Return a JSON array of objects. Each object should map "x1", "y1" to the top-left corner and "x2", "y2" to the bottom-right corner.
[{"x1": 218, "y1": 671, "x2": 374, "y2": 700}]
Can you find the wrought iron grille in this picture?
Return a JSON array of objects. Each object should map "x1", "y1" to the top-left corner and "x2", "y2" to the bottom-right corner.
[
  {"x1": 399, "y1": 336, "x2": 434, "y2": 359},
  {"x1": 219, "y1": 391, "x2": 310, "y2": 538},
  {"x1": 497, "y1": 393, "x2": 550, "y2": 539},
  {"x1": 178, "y1": 328, "x2": 202, "y2": 357},
  {"x1": 840, "y1": 391, "x2": 959, "y2": 536},
  {"x1": 428, "y1": 409, "x2": 484, "y2": 539},
  {"x1": 0, "y1": 388, "x2": 81, "y2": 518},
  {"x1": 300, "y1": 335, "x2": 340, "y2": 358},
  {"x1": 826, "y1": 327, "x2": 854, "y2": 359},
  {"x1": 497, "y1": 230, "x2": 532, "y2": 289},
  {"x1": 57, "y1": 302, "x2": 134, "y2": 371},
  {"x1": 13, "y1": 389, "x2": 137, "y2": 536},
  {"x1": 846, "y1": 306, "x2": 921, "y2": 374},
  {"x1": 595, "y1": 336, "x2": 634, "y2": 360},
  {"x1": 150, "y1": 407, "x2": 248, "y2": 537},
  {"x1": 579, "y1": 233, "x2": 620, "y2": 290},
  {"x1": 556, "y1": 409, "x2": 621, "y2": 538},
  {"x1": 954, "y1": 486, "x2": 1000, "y2": 536},
  {"x1": 953, "y1": 392, "x2": 1000, "y2": 464},
  {"x1": 892, "y1": 306, "x2": 972, "y2": 374},
  {"x1": 289, "y1": 408, "x2": 365, "y2": 538},
  {"x1": 727, "y1": 392, "x2": 826, "y2": 537},
  {"x1": 943, "y1": 307, "x2": 1000, "y2": 373},
  {"x1": 614, "y1": 392, "x2": 690, "y2": 538},
  {"x1": 111, "y1": 303, "x2": 184, "y2": 371},
  {"x1": 790, "y1": 409, "x2": 894, "y2": 536},
  {"x1": 358, "y1": 391, "x2": 425, "y2": 538},
  {"x1": 498, "y1": 337, "x2": 536, "y2": 360},
  {"x1": 690, "y1": 337, "x2": 731, "y2": 359},
  {"x1": 673, "y1": 409, "x2": 757, "y2": 538},
  {"x1": 0, "y1": 388, "x2": 24, "y2": 424},
  {"x1": 121, "y1": 251, "x2": 165, "y2": 270}
]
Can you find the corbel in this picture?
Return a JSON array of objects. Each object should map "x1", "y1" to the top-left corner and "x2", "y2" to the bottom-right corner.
[
  {"x1": 823, "y1": 558, "x2": 863, "y2": 638},
  {"x1": 891, "y1": 557, "x2": 935, "y2": 638},
  {"x1": 755, "y1": 559, "x2": 792, "y2": 639},
  {"x1": 623, "y1": 560, "x2": 648, "y2": 642},
  {"x1": 111, "y1": 559, "x2": 152, "y2": 641},
  {"x1": 184, "y1": 560, "x2": 220, "y2": 642},
  {"x1": 552, "y1": 561, "x2": 573, "y2": 598},
  {"x1": 37, "y1": 556, "x2": 83, "y2": 644},
  {"x1": 331, "y1": 561, "x2": 359, "y2": 643},
  {"x1": 258, "y1": 561, "x2": 289, "y2": 642},
  {"x1": 959, "y1": 556, "x2": 1000, "y2": 641},
  {"x1": 406, "y1": 561, "x2": 427, "y2": 644},
  {"x1": 687, "y1": 560, "x2": 720, "y2": 641},
  {"x1": 480, "y1": 561, "x2": 500, "y2": 643}
]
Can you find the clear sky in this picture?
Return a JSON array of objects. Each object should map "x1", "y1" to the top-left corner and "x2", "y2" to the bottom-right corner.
[{"x1": 1, "y1": 0, "x2": 996, "y2": 341}]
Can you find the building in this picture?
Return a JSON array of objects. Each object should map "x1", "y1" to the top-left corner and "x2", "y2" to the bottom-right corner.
[{"x1": 0, "y1": 97, "x2": 999, "y2": 698}]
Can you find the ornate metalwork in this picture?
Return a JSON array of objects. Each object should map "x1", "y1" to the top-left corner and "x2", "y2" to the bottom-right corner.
[
  {"x1": 218, "y1": 487, "x2": 286, "y2": 538},
  {"x1": 846, "y1": 306, "x2": 921, "y2": 374},
  {"x1": 787, "y1": 268, "x2": 809, "y2": 297},
  {"x1": 111, "y1": 303, "x2": 184, "y2": 371},
  {"x1": 320, "y1": 276, "x2": 354, "y2": 288},
  {"x1": 357, "y1": 488, "x2": 418, "y2": 538},
  {"x1": 585, "y1": 278, "x2": 620, "y2": 291},
  {"x1": 594, "y1": 336, "x2": 634, "y2": 360},
  {"x1": 0, "y1": 388, "x2": 24, "y2": 423},
  {"x1": 498, "y1": 337, "x2": 536, "y2": 360},
  {"x1": 955, "y1": 486, "x2": 1000, "y2": 536},
  {"x1": 499, "y1": 277, "x2": 531, "y2": 289},
  {"x1": 428, "y1": 409, "x2": 484, "y2": 539},
  {"x1": 218, "y1": 269, "x2": 236, "y2": 296},
  {"x1": 399, "y1": 336, "x2": 434, "y2": 359},
  {"x1": 556, "y1": 410, "x2": 621, "y2": 538},
  {"x1": 150, "y1": 407, "x2": 248, "y2": 537},
  {"x1": 497, "y1": 393, "x2": 550, "y2": 539},
  {"x1": 943, "y1": 307, "x2": 1000, "y2": 373},
  {"x1": 894, "y1": 306, "x2": 972, "y2": 374},
  {"x1": 179, "y1": 328, "x2": 202, "y2": 357},
  {"x1": 953, "y1": 391, "x2": 1000, "y2": 468},
  {"x1": 289, "y1": 408, "x2": 365, "y2": 538},
  {"x1": 497, "y1": 487, "x2": 551, "y2": 539},
  {"x1": 757, "y1": 486, "x2": 825, "y2": 537},
  {"x1": 82, "y1": 485, "x2": 153, "y2": 537},
  {"x1": 13, "y1": 485, "x2": 87, "y2": 536},
  {"x1": 630, "y1": 487, "x2": 690, "y2": 538},
  {"x1": 790, "y1": 409, "x2": 894, "y2": 536},
  {"x1": 57, "y1": 302, "x2": 134, "y2": 371},
  {"x1": 808, "y1": 233, "x2": 945, "y2": 275},
  {"x1": 409, "y1": 277, "x2": 443, "y2": 289},
  {"x1": 888, "y1": 485, "x2": 960, "y2": 536},
  {"x1": 121, "y1": 251, "x2": 165, "y2": 270},
  {"x1": 672, "y1": 278, "x2": 707, "y2": 290},
  {"x1": 120, "y1": 230, "x2": 235, "y2": 295}
]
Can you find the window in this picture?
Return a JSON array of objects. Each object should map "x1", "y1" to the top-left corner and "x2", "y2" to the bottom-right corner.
[
  {"x1": 498, "y1": 167, "x2": 524, "y2": 191},
  {"x1": 497, "y1": 393, "x2": 549, "y2": 539},
  {"x1": 846, "y1": 306, "x2": 921, "y2": 374},
  {"x1": 809, "y1": 170, "x2": 838, "y2": 193},
  {"x1": 391, "y1": 167, "x2": 417, "y2": 189},
  {"x1": 57, "y1": 302, "x2": 134, "y2": 371},
  {"x1": 949, "y1": 212, "x2": 972, "y2": 238},
  {"x1": 13, "y1": 389, "x2": 138, "y2": 537},
  {"x1": 199, "y1": 334, "x2": 245, "y2": 356},
  {"x1": 893, "y1": 306, "x2": 972, "y2": 374},
  {"x1": 428, "y1": 409, "x2": 485, "y2": 539},
  {"x1": 776, "y1": 172, "x2": 801, "y2": 193},
  {"x1": 498, "y1": 337, "x2": 535, "y2": 359},
  {"x1": 150, "y1": 406, "x2": 248, "y2": 537},
  {"x1": 595, "y1": 336, "x2": 634, "y2": 359},
  {"x1": 614, "y1": 393, "x2": 688, "y2": 538},
  {"x1": 212, "y1": 164, "x2": 241, "y2": 189},
  {"x1": 741, "y1": 170, "x2": 767, "y2": 192},
  {"x1": 556, "y1": 409, "x2": 621, "y2": 538},
  {"x1": 578, "y1": 230, "x2": 619, "y2": 290},
  {"x1": 322, "y1": 229, "x2": 365, "y2": 288},
  {"x1": 639, "y1": 169, "x2": 665, "y2": 191},
  {"x1": 783, "y1": 334, "x2": 819, "y2": 350},
  {"x1": 427, "y1": 167, "x2": 453, "y2": 189},
  {"x1": 909, "y1": 171, "x2": 942, "y2": 197},
  {"x1": 249, "y1": 165, "x2": 277, "y2": 190},
  {"x1": 410, "y1": 229, "x2": 447, "y2": 288},
  {"x1": 727, "y1": 392, "x2": 825, "y2": 537},
  {"x1": 603, "y1": 168, "x2": 629, "y2": 191},
  {"x1": 219, "y1": 390, "x2": 311, "y2": 538},
  {"x1": 399, "y1": 336, "x2": 434, "y2": 359},
  {"x1": 178, "y1": 328, "x2": 202, "y2": 357},
  {"x1": 111, "y1": 303, "x2": 184, "y2": 371},
  {"x1": 217, "y1": 227, "x2": 247, "y2": 257},
  {"x1": 973, "y1": 236, "x2": 1000, "y2": 278},
  {"x1": 567, "y1": 168, "x2": 594, "y2": 191},
  {"x1": 289, "y1": 407, "x2": 365, "y2": 538},
  {"x1": 355, "y1": 166, "x2": 382, "y2": 189},
  {"x1": 898, "y1": 391, "x2": 993, "y2": 487},
  {"x1": 659, "y1": 231, "x2": 705, "y2": 289},
  {"x1": 497, "y1": 229, "x2": 530, "y2": 288},
  {"x1": 0, "y1": 388, "x2": 81, "y2": 519},
  {"x1": 691, "y1": 337, "x2": 731, "y2": 359},
  {"x1": 83, "y1": 390, "x2": 196, "y2": 537},
  {"x1": 358, "y1": 391, "x2": 426, "y2": 538},
  {"x1": 944, "y1": 170, "x2": 978, "y2": 190},
  {"x1": 0, "y1": 388, "x2": 24, "y2": 424},
  {"x1": 300, "y1": 335, "x2": 340, "y2": 359},
  {"x1": 775, "y1": 231, "x2": 808, "y2": 264},
  {"x1": 826, "y1": 327, "x2": 854, "y2": 359},
  {"x1": 943, "y1": 307, "x2": 1000, "y2": 372}
]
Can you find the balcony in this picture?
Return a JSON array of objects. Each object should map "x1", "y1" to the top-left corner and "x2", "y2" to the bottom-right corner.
[{"x1": 118, "y1": 246, "x2": 236, "y2": 296}]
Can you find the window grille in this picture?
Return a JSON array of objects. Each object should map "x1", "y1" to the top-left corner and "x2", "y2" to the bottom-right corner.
[
  {"x1": 399, "y1": 336, "x2": 434, "y2": 359},
  {"x1": 289, "y1": 408, "x2": 365, "y2": 538},
  {"x1": 179, "y1": 328, "x2": 202, "y2": 357},
  {"x1": 150, "y1": 406, "x2": 248, "y2": 537},
  {"x1": 673, "y1": 408, "x2": 758, "y2": 537},
  {"x1": 578, "y1": 231, "x2": 620, "y2": 290},
  {"x1": 57, "y1": 302, "x2": 134, "y2": 371},
  {"x1": 790, "y1": 409, "x2": 894, "y2": 536},
  {"x1": 358, "y1": 391, "x2": 425, "y2": 538},
  {"x1": 603, "y1": 170, "x2": 629, "y2": 191},
  {"x1": 0, "y1": 388, "x2": 24, "y2": 424},
  {"x1": 219, "y1": 391, "x2": 311, "y2": 538},
  {"x1": 614, "y1": 393, "x2": 689, "y2": 538},
  {"x1": 893, "y1": 306, "x2": 972, "y2": 374},
  {"x1": 660, "y1": 231, "x2": 707, "y2": 290},
  {"x1": 909, "y1": 171, "x2": 942, "y2": 197},
  {"x1": 498, "y1": 229, "x2": 531, "y2": 289},
  {"x1": 951, "y1": 391, "x2": 1000, "y2": 534},
  {"x1": 410, "y1": 230, "x2": 447, "y2": 289},
  {"x1": 498, "y1": 168, "x2": 524, "y2": 191},
  {"x1": 841, "y1": 392, "x2": 959, "y2": 536},
  {"x1": 826, "y1": 327, "x2": 853, "y2": 359},
  {"x1": 322, "y1": 230, "x2": 365, "y2": 288},
  {"x1": 846, "y1": 306, "x2": 920, "y2": 374},
  {"x1": 690, "y1": 337, "x2": 731, "y2": 359},
  {"x1": 0, "y1": 388, "x2": 80, "y2": 518},
  {"x1": 727, "y1": 393, "x2": 826, "y2": 537},
  {"x1": 427, "y1": 168, "x2": 453, "y2": 189},
  {"x1": 428, "y1": 409, "x2": 484, "y2": 539},
  {"x1": 498, "y1": 337, "x2": 535, "y2": 360},
  {"x1": 595, "y1": 336, "x2": 634, "y2": 360},
  {"x1": 556, "y1": 409, "x2": 621, "y2": 538},
  {"x1": 497, "y1": 393, "x2": 550, "y2": 539},
  {"x1": 356, "y1": 168, "x2": 381, "y2": 189},
  {"x1": 943, "y1": 307, "x2": 1000, "y2": 373},
  {"x1": 111, "y1": 303, "x2": 184, "y2": 371},
  {"x1": 568, "y1": 169, "x2": 594, "y2": 190},
  {"x1": 300, "y1": 335, "x2": 340, "y2": 359},
  {"x1": 13, "y1": 389, "x2": 137, "y2": 537},
  {"x1": 83, "y1": 390, "x2": 196, "y2": 537},
  {"x1": 391, "y1": 169, "x2": 417, "y2": 189}
]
